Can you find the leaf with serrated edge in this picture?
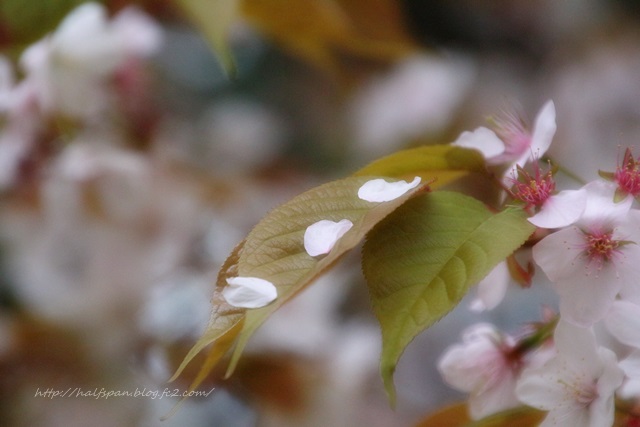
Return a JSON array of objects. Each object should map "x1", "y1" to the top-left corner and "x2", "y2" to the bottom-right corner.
[
  {"x1": 354, "y1": 145, "x2": 486, "y2": 190},
  {"x1": 225, "y1": 176, "x2": 429, "y2": 375},
  {"x1": 362, "y1": 192, "x2": 534, "y2": 403},
  {"x1": 176, "y1": 176, "x2": 429, "y2": 387}
]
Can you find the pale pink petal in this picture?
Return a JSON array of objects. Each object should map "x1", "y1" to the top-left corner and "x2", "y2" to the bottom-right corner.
[
  {"x1": 528, "y1": 189, "x2": 587, "y2": 228},
  {"x1": 469, "y1": 262, "x2": 510, "y2": 312},
  {"x1": 452, "y1": 127, "x2": 505, "y2": 159},
  {"x1": 554, "y1": 266, "x2": 622, "y2": 327},
  {"x1": 532, "y1": 226, "x2": 585, "y2": 282},
  {"x1": 605, "y1": 300, "x2": 640, "y2": 348},
  {"x1": 579, "y1": 180, "x2": 632, "y2": 225},
  {"x1": 303, "y1": 219, "x2": 353, "y2": 257},
  {"x1": 357, "y1": 176, "x2": 421, "y2": 202},
  {"x1": 620, "y1": 351, "x2": 640, "y2": 378},
  {"x1": 222, "y1": 276, "x2": 277, "y2": 308},
  {"x1": 529, "y1": 100, "x2": 556, "y2": 159}
]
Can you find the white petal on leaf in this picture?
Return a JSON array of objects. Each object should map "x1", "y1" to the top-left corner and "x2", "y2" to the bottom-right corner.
[
  {"x1": 304, "y1": 219, "x2": 353, "y2": 257},
  {"x1": 357, "y1": 176, "x2": 421, "y2": 203},
  {"x1": 452, "y1": 127, "x2": 505, "y2": 159},
  {"x1": 222, "y1": 276, "x2": 277, "y2": 308}
]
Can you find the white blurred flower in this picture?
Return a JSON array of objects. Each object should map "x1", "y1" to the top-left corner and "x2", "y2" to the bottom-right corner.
[
  {"x1": 222, "y1": 276, "x2": 277, "y2": 308},
  {"x1": 357, "y1": 177, "x2": 421, "y2": 203},
  {"x1": 350, "y1": 55, "x2": 474, "y2": 157},
  {"x1": 437, "y1": 323, "x2": 522, "y2": 419},
  {"x1": 19, "y1": 2, "x2": 162, "y2": 119},
  {"x1": 138, "y1": 271, "x2": 211, "y2": 342},
  {"x1": 304, "y1": 219, "x2": 353, "y2": 257},
  {"x1": 516, "y1": 321, "x2": 624, "y2": 427},
  {"x1": 201, "y1": 98, "x2": 288, "y2": 173}
]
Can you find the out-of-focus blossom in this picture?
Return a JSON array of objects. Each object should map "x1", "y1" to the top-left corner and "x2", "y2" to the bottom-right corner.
[
  {"x1": 138, "y1": 271, "x2": 211, "y2": 343},
  {"x1": 453, "y1": 100, "x2": 556, "y2": 176},
  {"x1": 222, "y1": 276, "x2": 278, "y2": 308},
  {"x1": 350, "y1": 55, "x2": 474, "y2": 157},
  {"x1": 532, "y1": 180, "x2": 640, "y2": 326},
  {"x1": 357, "y1": 177, "x2": 421, "y2": 203},
  {"x1": 304, "y1": 219, "x2": 353, "y2": 257},
  {"x1": 516, "y1": 321, "x2": 624, "y2": 427},
  {"x1": 19, "y1": 2, "x2": 162, "y2": 119},
  {"x1": 200, "y1": 98, "x2": 289, "y2": 174},
  {"x1": 437, "y1": 323, "x2": 522, "y2": 419},
  {"x1": 469, "y1": 262, "x2": 511, "y2": 312}
]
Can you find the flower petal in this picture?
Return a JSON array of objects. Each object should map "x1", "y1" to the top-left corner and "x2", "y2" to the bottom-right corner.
[
  {"x1": 222, "y1": 276, "x2": 277, "y2": 308},
  {"x1": 469, "y1": 262, "x2": 510, "y2": 312},
  {"x1": 452, "y1": 127, "x2": 505, "y2": 159},
  {"x1": 532, "y1": 226, "x2": 585, "y2": 282},
  {"x1": 605, "y1": 300, "x2": 640, "y2": 348},
  {"x1": 528, "y1": 189, "x2": 587, "y2": 228},
  {"x1": 554, "y1": 266, "x2": 622, "y2": 327},
  {"x1": 303, "y1": 219, "x2": 353, "y2": 257},
  {"x1": 529, "y1": 100, "x2": 556, "y2": 159},
  {"x1": 357, "y1": 176, "x2": 421, "y2": 203}
]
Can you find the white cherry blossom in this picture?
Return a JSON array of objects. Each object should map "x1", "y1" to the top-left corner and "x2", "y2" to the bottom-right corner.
[
  {"x1": 452, "y1": 100, "x2": 556, "y2": 174},
  {"x1": 532, "y1": 180, "x2": 640, "y2": 326},
  {"x1": 516, "y1": 321, "x2": 624, "y2": 427},
  {"x1": 304, "y1": 219, "x2": 353, "y2": 257},
  {"x1": 437, "y1": 323, "x2": 522, "y2": 419},
  {"x1": 357, "y1": 176, "x2": 421, "y2": 202},
  {"x1": 19, "y1": 2, "x2": 161, "y2": 118},
  {"x1": 222, "y1": 277, "x2": 277, "y2": 309}
]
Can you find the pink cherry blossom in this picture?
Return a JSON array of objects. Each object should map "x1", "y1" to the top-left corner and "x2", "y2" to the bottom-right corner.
[
  {"x1": 516, "y1": 321, "x2": 624, "y2": 427},
  {"x1": 437, "y1": 323, "x2": 523, "y2": 419},
  {"x1": 453, "y1": 100, "x2": 556, "y2": 173},
  {"x1": 532, "y1": 180, "x2": 640, "y2": 326},
  {"x1": 509, "y1": 162, "x2": 587, "y2": 228}
]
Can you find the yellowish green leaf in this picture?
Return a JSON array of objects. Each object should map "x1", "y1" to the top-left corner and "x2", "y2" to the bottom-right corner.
[
  {"x1": 240, "y1": 0, "x2": 419, "y2": 79},
  {"x1": 362, "y1": 192, "x2": 534, "y2": 403},
  {"x1": 354, "y1": 145, "x2": 487, "y2": 190},
  {"x1": 173, "y1": 0, "x2": 239, "y2": 76},
  {"x1": 177, "y1": 175, "x2": 429, "y2": 389}
]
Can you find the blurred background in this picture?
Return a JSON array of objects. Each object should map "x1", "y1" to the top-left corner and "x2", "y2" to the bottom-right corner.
[{"x1": 1, "y1": 0, "x2": 640, "y2": 426}]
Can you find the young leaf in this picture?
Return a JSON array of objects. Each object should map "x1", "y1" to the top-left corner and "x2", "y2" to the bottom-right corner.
[
  {"x1": 362, "y1": 191, "x2": 534, "y2": 403},
  {"x1": 173, "y1": 0, "x2": 239, "y2": 76},
  {"x1": 354, "y1": 145, "x2": 487, "y2": 190},
  {"x1": 177, "y1": 175, "x2": 429, "y2": 389}
]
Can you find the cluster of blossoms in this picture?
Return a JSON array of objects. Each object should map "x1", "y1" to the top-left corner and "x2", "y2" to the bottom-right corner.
[
  {"x1": 0, "y1": 2, "x2": 161, "y2": 192},
  {"x1": 441, "y1": 101, "x2": 640, "y2": 426}
]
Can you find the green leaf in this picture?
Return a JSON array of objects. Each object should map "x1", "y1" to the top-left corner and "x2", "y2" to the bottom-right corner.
[
  {"x1": 354, "y1": 145, "x2": 487, "y2": 190},
  {"x1": 173, "y1": 0, "x2": 239, "y2": 77},
  {"x1": 177, "y1": 175, "x2": 430, "y2": 389},
  {"x1": 0, "y1": 0, "x2": 86, "y2": 46},
  {"x1": 362, "y1": 192, "x2": 534, "y2": 403}
]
